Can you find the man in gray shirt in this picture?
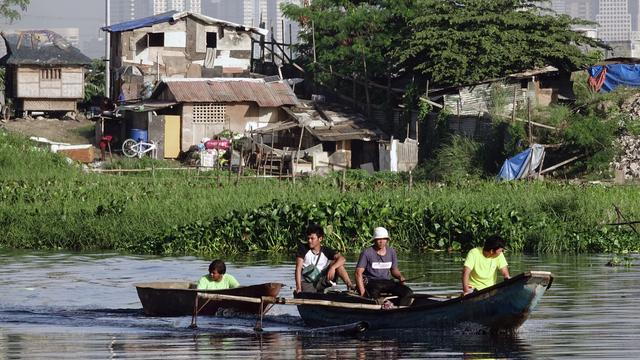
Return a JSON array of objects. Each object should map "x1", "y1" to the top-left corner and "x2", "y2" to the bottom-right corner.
[{"x1": 355, "y1": 227, "x2": 413, "y2": 306}]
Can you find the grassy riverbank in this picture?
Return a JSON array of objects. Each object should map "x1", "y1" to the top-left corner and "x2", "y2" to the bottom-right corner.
[{"x1": 1, "y1": 130, "x2": 639, "y2": 255}]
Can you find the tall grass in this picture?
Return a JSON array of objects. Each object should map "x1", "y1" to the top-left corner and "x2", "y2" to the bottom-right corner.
[{"x1": 1, "y1": 129, "x2": 639, "y2": 255}]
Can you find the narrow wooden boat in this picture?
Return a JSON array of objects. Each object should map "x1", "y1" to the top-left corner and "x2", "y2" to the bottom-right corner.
[
  {"x1": 294, "y1": 271, "x2": 553, "y2": 332},
  {"x1": 135, "y1": 282, "x2": 283, "y2": 316}
]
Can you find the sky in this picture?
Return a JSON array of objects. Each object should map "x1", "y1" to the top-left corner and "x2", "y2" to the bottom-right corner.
[
  {"x1": 0, "y1": 0, "x2": 298, "y2": 59},
  {"x1": 1, "y1": 0, "x2": 106, "y2": 58}
]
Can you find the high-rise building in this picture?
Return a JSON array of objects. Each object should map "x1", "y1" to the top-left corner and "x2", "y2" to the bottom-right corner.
[
  {"x1": 202, "y1": 0, "x2": 243, "y2": 24},
  {"x1": 243, "y1": 0, "x2": 298, "y2": 43},
  {"x1": 111, "y1": 0, "x2": 154, "y2": 23},
  {"x1": 596, "y1": 0, "x2": 632, "y2": 41},
  {"x1": 153, "y1": 0, "x2": 202, "y2": 14},
  {"x1": 564, "y1": 0, "x2": 595, "y2": 21}
]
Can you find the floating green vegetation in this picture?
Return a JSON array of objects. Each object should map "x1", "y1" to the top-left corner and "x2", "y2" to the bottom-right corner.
[{"x1": 1, "y1": 129, "x2": 639, "y2": 256}]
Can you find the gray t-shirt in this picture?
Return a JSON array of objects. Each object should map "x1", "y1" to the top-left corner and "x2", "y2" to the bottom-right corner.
[{"x1": 356, "y1": 246, "x2": 398, "y2": 281}]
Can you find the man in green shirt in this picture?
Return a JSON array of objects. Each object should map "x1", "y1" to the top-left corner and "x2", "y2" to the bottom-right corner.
[
  {"x1": 197, "y1": 259, "x2": 240, "y2": 290},
  {"x1": 462, "y1": 235, "x2": 510, "y2": 295}
]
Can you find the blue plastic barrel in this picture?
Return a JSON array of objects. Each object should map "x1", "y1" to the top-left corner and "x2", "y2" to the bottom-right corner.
[{"x1": 130, "y1": 129, "x2": 148, "y2": 142}]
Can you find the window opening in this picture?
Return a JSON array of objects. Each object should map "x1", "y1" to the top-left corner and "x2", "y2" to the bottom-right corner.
[
  {"x1": 193, "y1": 103, "x2": 226, "y2": 124},
  {"x1": 148, "y1": 32, "x2": 164, "y2": 47},
  {"x1": 206, "y1": 32, "x2": 217, "y2": 48},
  {"x1": 40, "y1": 68, "x2": 61, "y2": 80}
]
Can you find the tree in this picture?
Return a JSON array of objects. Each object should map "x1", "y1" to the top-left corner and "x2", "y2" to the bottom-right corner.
[
  {"x1": 0, "y1": 0, "x2": 29, "y2": 23},
  {"x1": 282, "y1": 0, "x2": 401, "y2": 81},
  {"x1": 283, "y1": 0, "x2": 604, "y2": 88},
  {"x1": 398, "y1": 0, "x2": 603, "y2": 86},
  {"x1": 84, "y1": 59, "x2": 105, "y2": 103}
]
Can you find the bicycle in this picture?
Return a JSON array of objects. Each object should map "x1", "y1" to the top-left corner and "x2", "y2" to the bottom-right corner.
[{"x1": 121, "y1": 138, "x2": 157, "y2": 158}]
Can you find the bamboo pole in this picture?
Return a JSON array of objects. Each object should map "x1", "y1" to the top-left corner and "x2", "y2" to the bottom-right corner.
[
  {"x1": 311, "y1": 20, "x2": 317, "y2": 63},
  {"x1": 527, "y1": 97, "x2": 533, "y2": 144},
  {"x1": 270, "y1": 27, "x2": 275, "y2": 63},
  {"x1": 539, "y1": 155, "x2": 582, "y2": 175},
  {"x1": 198, "y1": 293, "x2": 383, "y2": 310},
  {"x1": 511, "y1": 85, "x2": 517, "y2": 124},
  {"x1": 257, "y1": 134, "x2": 264, "y2": 178},
  {"x1": 293, "y1": 126, "x2": 305, "y2": 184},
  {"x1": 495, "y1": 114, "x2": 558, "y2": 130},
  {"x1": 289, "y1": 23, "x2": 293, "y2": 59},
  {"x1": 613, "y1": 204, "x2": 639, "y2": 235},
  {"x1": 362, "y1": 50, "x2": 371, "y2": 117},
  {"x1": 228, "y1": 147, "x2": 233, "y2": 185},
  {"x1": 269, "y1": 129, "x2": 275, "y2": 175}
]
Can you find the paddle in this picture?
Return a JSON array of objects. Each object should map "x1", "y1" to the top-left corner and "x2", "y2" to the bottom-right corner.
[{"x1": 400, "y1": 274, "x2": 428, "y2": 283}]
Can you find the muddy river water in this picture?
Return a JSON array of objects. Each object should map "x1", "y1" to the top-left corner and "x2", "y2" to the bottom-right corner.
[{"x1": 1, "y1": 251, "x2": 639, "y2": 359}]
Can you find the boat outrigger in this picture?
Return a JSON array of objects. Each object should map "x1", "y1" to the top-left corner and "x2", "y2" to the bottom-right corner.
[
  {"x1": 183, "y1": 271, "x2": 553, "y2": 333},
  {"x1": 134, "y1": 282, "x2": 283, "y2": 316},
  {"x1": 294, "y1": 271, "x2": 553, "y2": 332}
]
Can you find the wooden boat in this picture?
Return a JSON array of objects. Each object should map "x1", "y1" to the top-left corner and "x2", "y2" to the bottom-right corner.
[
  {"x1": 294, "y1": 271, "x2": 553, "y2": 332},
  {"x1": 135, "y1": 282, "x2": 283, "y2": 316}
]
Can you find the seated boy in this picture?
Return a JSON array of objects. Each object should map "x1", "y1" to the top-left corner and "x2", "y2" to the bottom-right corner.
[{"x1": 197, "y1": 259, "x2": 240, "y2": 290}]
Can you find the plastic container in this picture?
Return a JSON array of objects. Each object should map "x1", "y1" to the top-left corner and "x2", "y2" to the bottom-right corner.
[{"x1": 130, "y1": 128, "x2": 148, "y2": 142}]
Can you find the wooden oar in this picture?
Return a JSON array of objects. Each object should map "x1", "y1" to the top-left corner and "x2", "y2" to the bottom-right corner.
[{"x1": 402, "y1": 274, "x2": 428, "y2": 283}]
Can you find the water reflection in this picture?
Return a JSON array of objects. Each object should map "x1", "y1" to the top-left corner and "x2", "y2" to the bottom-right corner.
[{"x1": 1, "y1": 251, "x2": 640, "y2": 358}]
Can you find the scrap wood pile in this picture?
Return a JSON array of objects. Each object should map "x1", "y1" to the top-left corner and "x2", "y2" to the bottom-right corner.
[
  {"x1": 621, "y1": 93, "x2": 640, "y2": 118},
  {"x1": 612, "y1": 135, "x2": 640, "y2": 179},
  {"x1": 611, "y1": 93, "x2": 640, "y2": 179}
]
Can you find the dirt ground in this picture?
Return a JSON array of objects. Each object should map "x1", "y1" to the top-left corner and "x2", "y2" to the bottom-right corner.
[{"x1": 0, "y1": 116, "x2": 97, "y2": 145}]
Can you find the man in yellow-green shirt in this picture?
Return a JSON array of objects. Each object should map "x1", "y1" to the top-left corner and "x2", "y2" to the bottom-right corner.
[
  {"x1": 462, "y1": 235, "x2": 510, "y2": 295},
  {"x1": 197, "y1": 259, "x2": 240, "y2": 290}
]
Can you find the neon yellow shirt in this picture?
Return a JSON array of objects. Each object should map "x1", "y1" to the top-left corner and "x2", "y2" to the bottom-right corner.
[
  {"x1": 196, "y1": 274, "x2": 240, "y2": 290},
  {"x1": 464, "y1": 247, "x2": 508, "y2": 290}
]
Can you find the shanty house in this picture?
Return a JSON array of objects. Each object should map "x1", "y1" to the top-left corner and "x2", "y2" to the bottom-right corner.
[
  {"x1": 104, "y1": 78, "x2": 298, "y2": 159},
  {"x1": 429, "y1": 66, "x2": 573, "y2": 138},
  {"x1": 253, "y1": 101, "x2": 388, "y2": 172},
  {"x1": 102, "y1": 11, "x2": 268, "y2": 101},
  {"x1": 0, "y1": 30, "x2": 91, "y2": 117}
]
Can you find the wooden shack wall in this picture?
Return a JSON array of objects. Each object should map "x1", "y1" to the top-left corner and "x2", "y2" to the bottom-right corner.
[
  {"x1": 111, "y1": 16, "x2": 255, "y2": 96},
  {"x1": 14, "y1": 66, "x2": 84, "y2": 99},
  {"x1": 180, "y1": 102, "x2": 282, "y2": 151},
  {"x1": 148, "y1": 114, "x2": 166, "y2": 159},
  {"x1": 443, "y1": 82, "x2": 528, "y2": 117}
]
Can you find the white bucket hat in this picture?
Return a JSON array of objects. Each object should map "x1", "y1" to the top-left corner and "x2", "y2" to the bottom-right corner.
[{"x1": 372, "y1": 227, "x2": 389, "y2": 240}]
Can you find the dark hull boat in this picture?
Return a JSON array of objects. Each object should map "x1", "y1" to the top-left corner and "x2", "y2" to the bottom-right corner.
[
  {"x1": 135, "y1": 282, "x2": 283, "y2": 316},
  {"x1": 295, "y1": 271, "x2": 553, "y2": 332}
]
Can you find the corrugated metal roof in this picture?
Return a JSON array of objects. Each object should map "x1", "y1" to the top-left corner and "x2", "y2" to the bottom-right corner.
[
  {"x1": 0, "y1": 30, "x2": 91, "y2": 66},
  {"x1": 156, "y1": 79, "x2": 298, "y2": 107},
  {"x1": 101, "y1": 11, "x2": 177, "y2": 33},
  {"x1": 286, "y1": 102, "x2": 388, "y2": 142},
  {"x1": 307, "y1": 121, "x2": 382, "y2": 142},
  {"x1": 102, "y1": 11, "x2": 268, "y2": 36}
]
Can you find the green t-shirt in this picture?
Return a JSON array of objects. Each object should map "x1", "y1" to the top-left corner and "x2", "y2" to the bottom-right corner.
[
  {"x1": 464, "y1": 247, "x2": 508, "y2": 290},
  {"x1": 197, "y1": 274, "x2": 240, "y2": 290}
]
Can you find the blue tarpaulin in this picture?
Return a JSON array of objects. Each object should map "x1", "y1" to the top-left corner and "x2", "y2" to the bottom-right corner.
[
  {"x1": 102, "y1": 11, "x2": 178, "y2": 33},
  {"x1": 588, "y1": 64, "x2": 640, "y2": 93},
  {"x1": 497, "y1": 144, "x2": 545, "y2": 181}
]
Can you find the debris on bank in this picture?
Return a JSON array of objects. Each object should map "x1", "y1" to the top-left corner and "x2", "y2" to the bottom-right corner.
[{"x1": 29, "y1": 136, "x2": 94, "y2": 163}]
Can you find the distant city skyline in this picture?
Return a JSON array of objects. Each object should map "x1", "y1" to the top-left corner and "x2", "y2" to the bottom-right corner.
[
  {"x1": 153, "y1": 0, "x2": 201, "y2": 15},
  {"x1": 1, "y1": 0, "x2": 302, "y2": 59}
]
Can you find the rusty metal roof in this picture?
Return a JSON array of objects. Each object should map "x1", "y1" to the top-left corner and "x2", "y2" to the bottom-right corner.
[
  {"x1": 285, "y1": 102, "x2": 388, "y2": 142},
  {"x1": 154, "y1": 79, "x2": 298, "y2": 107}
]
